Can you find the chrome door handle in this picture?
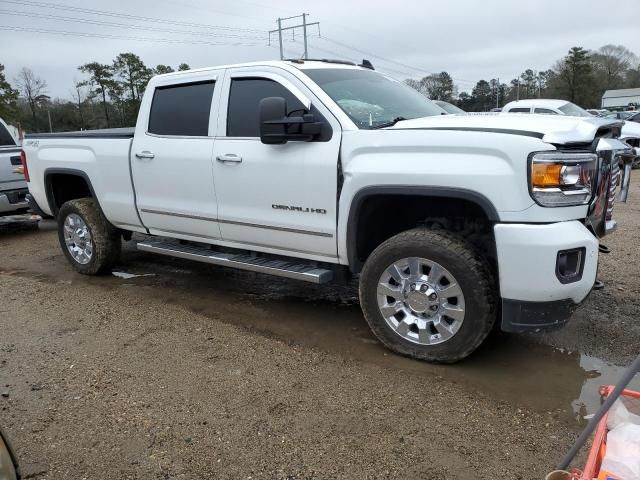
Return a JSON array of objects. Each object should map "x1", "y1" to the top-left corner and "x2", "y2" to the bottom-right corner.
[
  {"x1": 216, "y1": 154, "x2": 242, "y2": 163},
  {"x1": 135, "y1": 151, "x2": 155, "y2": 159}
]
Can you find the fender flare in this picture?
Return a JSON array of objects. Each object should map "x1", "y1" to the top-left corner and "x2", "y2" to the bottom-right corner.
[
  {"x1": 345, "y1": 185, "x2": 500, "y2": 272},
  {"x1": 43, "y1": 167, "x2": 109, "y2": 221}
]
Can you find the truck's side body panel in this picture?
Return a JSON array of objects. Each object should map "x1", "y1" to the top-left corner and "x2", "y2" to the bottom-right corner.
[
  {"x1": 335, "y1": 129, "x2": 589, "y2": 264},
  {"x1": 24, "y1": 137, "x2": 143, "y2": 231},
  {"x1": 131, "y1": 68, "x2": 224, "y2": 241},
  {"x1": 210, "y1": 66, "x2": 342, "y2": 259}
]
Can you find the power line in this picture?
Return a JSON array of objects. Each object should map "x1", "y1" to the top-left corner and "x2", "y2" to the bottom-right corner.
[
  {"x1": 317, "y1": 36, "x2": 476, "y2": 85},
  {"x1": 0, "y1": 9, "x2": 269, "y2": 40},
  {"x1": 0, "y1": 25, "x2": 263, "y2": 46},
  {"x1": 293, "y1": 38, "x2": 434, "y2": 80},
  {"x1": 0, "y1": 0, "x2": 266, "y2": 33},
  {"x1": 269, "y1": 14, "x2": 319, "y2": 60}
]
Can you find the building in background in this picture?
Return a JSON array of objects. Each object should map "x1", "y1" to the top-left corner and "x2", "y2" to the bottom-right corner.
[{"x1": 601, "y1": 88, "x2": 640, "y2": 110}]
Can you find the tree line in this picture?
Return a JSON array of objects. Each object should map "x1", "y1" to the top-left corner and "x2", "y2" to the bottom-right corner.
[
  {"x1": 406, "y1": 44, "x2": 640, "y2": 112},
  {"x1": 0, "y1": 53, "x2": 190, "y2": 133},
  {"x1": 1, "y1": 44, "x2": 639, "y2": 133}
]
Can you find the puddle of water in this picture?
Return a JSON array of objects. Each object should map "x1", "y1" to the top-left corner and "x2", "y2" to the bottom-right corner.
[
  {"x1": 137, "y1": 270, "x2": 636, "y2": 424},
  {"x1": 572, "y1": 354, "x2": 640, "y2": 422}
]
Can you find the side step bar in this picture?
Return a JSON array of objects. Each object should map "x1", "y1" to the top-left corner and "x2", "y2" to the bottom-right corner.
[{"x1": 137, "y1": 237, "x2": 334, "y2": 284}]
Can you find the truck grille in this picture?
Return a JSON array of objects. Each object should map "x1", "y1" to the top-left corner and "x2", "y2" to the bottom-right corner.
[{"x1": 606, "y1": 161, "x2": 620, "y2": 221}]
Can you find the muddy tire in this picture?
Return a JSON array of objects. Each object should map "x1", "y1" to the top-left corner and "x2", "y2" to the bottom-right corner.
[
  {"x1": 57, "y1": 198, "x2": 121, "y2": 275},
  {"x1": 359, "y1": 227, "x2": 497, "y2": 363}
]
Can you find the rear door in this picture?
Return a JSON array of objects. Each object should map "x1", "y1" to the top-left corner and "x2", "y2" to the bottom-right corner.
[
  {"x1": 211, "y1": 67, "x2": 341, "y2": 259},
  {"x1": 131, "y1": 70, "x2": 223, "y2": 241}
]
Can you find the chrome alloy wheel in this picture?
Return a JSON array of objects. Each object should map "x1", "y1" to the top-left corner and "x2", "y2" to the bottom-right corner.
[
  {"x1": 376, "y1": 257, "x2": 466, "y2": 345},
  {"x1": 63, "y1": 213, "x2": 93, "y2": 265}
]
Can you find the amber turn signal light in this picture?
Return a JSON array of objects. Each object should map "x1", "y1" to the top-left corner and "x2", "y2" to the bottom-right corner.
[{"x1": 531, "y1": 163, "x2": 562, "y2": 188}]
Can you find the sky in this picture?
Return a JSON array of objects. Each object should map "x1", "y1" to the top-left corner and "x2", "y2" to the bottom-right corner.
[{"x1": 2, "y1": 0, "x2": 640, "y2": 99}]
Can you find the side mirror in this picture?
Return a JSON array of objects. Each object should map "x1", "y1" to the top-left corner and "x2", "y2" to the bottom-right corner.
[
  {"x1": 259, "y1": 97, "x2": 324, "y2": 145},
  {"x1": 0, "y1": 429, "x2": 18, "y2": 480}
]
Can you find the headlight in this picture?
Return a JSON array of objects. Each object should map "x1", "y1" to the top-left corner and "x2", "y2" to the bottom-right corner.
[{"x1": 529, "y1": 152, "x2": 596, "y2": 207}]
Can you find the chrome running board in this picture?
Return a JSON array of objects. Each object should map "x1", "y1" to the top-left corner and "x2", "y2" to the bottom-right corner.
[{"x1": 137, "y1": 237, "x2": 333, "y2": 284}]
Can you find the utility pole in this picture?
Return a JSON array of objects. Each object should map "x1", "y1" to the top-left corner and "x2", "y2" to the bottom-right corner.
[
  {"x1": 277, "y1": 17, "x2": 283, "y2": 61},
  {"x1": 47, "y1": 109, "x2": 52, "y2": 133},
  {"x1": 302, "y1": 13, "x2": 308, "y2": 60},
  {"x1": 517, "y1": 78, "x2": 520, "y2": 101},
  {"x1": 496, "y1": 77, "x2": 500, "y2": 108},
  {"x1": 269, "y1": 14, "x2": 320, "y2": 60}
]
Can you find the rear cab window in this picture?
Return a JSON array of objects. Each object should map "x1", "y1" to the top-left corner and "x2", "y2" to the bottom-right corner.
[{"x1": 148, "y1": 81, "x2": 215, "y2": 136}]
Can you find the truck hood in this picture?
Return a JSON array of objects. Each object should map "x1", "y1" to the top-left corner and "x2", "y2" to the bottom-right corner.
[{"x1": 390, "y1": 113, "x2": 623, "y2": 145}]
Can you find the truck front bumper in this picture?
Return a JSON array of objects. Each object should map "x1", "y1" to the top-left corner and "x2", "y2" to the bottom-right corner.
[{"x1": 494, "y1": 221, "x2": 599, "y2": 333}]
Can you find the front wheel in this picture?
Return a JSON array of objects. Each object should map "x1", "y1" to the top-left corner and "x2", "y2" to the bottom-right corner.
[
  {"x1": 359, "y1": 227, "x2": 497, "y2": 363},
  {"x1": 57, "y1": 198, "x2": 121, "y2": 275}
]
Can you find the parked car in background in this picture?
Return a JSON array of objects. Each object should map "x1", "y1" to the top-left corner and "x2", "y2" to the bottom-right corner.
[
  {"x1": 433, "y1": 100, "x2": 465, "y2": 114},
  {"x1": 502, "y1": 99, "x2": 592, "y2": 116},
  {"x1": 602, "y1": 111, "x2": 637, "y2": 120},
  {"x1": 0, "y1": 117, "x2": 29, "y2": 216},
  {"x1": 22, "y1": 59, "x2": 636, "y2": 363},
  {"x1": 587, "y1": 109, "x2": 607, "y2": 116},
  {"x1": 502, "y1": 100, "x2": 640, "y2": 166},
  {"x1": 628, "y1": 112, "x2": 640, "y2": 123}
]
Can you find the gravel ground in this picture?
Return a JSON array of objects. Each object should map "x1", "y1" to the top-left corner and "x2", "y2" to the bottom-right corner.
[{"x1": 0, "y1": 175, "x2": 639, "y2": 479}]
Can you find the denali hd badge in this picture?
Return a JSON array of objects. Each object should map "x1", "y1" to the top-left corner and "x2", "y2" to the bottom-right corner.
[{"x1": 272, "y1": 204, "x2": 327, "y2": 214}]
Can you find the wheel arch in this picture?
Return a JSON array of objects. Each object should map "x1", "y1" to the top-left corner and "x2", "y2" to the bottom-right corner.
[
  {"x1": 346, "y1": 186, "x2": 500, "y2": 273},
  {"x1": 43, "y1": 168, "x2": 109, "y2": 223}
]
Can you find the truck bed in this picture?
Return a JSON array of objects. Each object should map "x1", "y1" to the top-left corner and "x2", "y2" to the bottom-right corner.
[{"x1": 23, "y1": 132, "x2": 142, "y2": 229}]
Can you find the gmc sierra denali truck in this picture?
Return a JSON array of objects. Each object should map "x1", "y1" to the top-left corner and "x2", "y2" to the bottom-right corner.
[
  {"x1": 0, "y1": 117, "x2": 28, "y2": 216},
  {"x1": 22, "y1": 60, "x2": 636, "y2": 363}
]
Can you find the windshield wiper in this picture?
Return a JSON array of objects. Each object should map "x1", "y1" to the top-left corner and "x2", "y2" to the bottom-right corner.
[{"x1": 371, "y1": 116, "x2": 408, "y2": 129}]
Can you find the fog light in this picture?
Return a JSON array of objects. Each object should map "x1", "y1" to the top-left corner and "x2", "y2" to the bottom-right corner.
[{"x1": 556, "y1": 248, "x2": 585, "y2": 284}]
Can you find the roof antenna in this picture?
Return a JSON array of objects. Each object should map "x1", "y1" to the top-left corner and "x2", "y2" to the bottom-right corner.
[{"x1": 359, "y1": 59, "x2": 374, "y2": 70}]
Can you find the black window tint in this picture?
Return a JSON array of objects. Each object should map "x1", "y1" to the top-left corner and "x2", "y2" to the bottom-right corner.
[
  {"x1": 148, "y1": 81, "x2": 215, "y2": 136},
  {"x1": 0, "y1": 123, "x2": 15, "y2": 146},
  {"x1": 227, "y1": 78, "x2": 304, "y2": 137},
  {"x1": 534, "y1": 108, "x2": 558, "y2": 115},
  {"x1": 509, "y1": 107, "x2": 530, "y2": 113}
]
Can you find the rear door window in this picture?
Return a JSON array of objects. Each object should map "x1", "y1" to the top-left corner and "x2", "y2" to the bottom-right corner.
[
  {"x1": 508, "y1": 107, "x2": 531, "y2": 113},
  {"x1": 148, "y1": 81, "x2": 215, "y2": 136}
]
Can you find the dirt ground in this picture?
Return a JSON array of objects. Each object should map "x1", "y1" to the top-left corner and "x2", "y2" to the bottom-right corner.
[{"x1": 1, "y1": 176, "x2": 639, "y2": 479}]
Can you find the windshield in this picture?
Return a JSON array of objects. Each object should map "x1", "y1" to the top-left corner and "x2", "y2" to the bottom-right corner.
[
  {"x1": 434, "y1": 100, "x2": 465, "y2": 115},
  {"x1": 558, "y1": 102, "x2": 592, "y2": 117},
  {"x1": 303, "y1": 68, "x2": 445, "y2": 129}
]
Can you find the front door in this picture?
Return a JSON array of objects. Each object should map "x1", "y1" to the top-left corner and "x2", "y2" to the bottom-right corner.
[
  {"x1": 212, "y1": 68, "x2": 341, "y2": 259},
  {"x1": 131, "y1": 71, "x2": 223, "y2": 241}
]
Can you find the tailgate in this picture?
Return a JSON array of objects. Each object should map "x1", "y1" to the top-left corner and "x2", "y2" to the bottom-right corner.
[{"x1": 0, "y1": 147, "x2": 26, "y2": 191}]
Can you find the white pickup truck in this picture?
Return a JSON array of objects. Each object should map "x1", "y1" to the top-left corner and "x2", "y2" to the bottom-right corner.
[{"x1": 22, "y1": 60, "x2": 636, "y2": 363}]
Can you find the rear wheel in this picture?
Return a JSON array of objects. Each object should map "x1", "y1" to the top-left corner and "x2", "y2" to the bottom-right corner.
[
  {"x1": 359, "y1": 227, "x2": 496, "y2": 363},
  {"x1": 57, "y1": 198, "x2": 121, "y2": 275}
]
